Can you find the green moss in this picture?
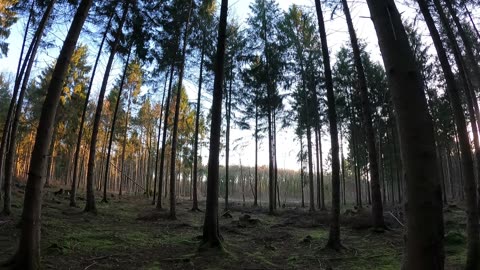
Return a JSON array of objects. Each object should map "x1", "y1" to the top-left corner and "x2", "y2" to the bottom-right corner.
[
  {"x1": 245, "y1": 251, "x2": 278, "y2": 268},
  {"x1": 145, "y1": 261, "x2": 161, "y2": 270},
  {"x1": 309, "y1": 230, "x2": 327, "y2": 239},
  {"x1": 337, "y1": 253, "x2": 401, "y2": 270},
  {"x1": 445, "y1": 231, "x2": 466, "y2": 246}
]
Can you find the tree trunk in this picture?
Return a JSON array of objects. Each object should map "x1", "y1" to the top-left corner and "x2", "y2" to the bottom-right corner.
[
  {"x1": 201, "y1": 0, "x2": 228, "y2": 250},
  {"x1": 169, "y1": 0, "x2": 193, "y2": 219},
  {"x1": 306, "y1": 127, "x2": 315, "y2": 212},
  {"x1": 5, "y1": 0, "x2": 93, "y2": 267},
  {"x1": 341, "y1": 0, "x2": 384, "y2": 230},
  {"x1": 157, "y1": 64, "x2": 175, "y2": 209},
  {"x1": 153, "y1": 73, "x2": 168, "y2": 204},
  {"x1": 254, "y1": 95, "x2": 258, "y2": 206},
  {"x1": 341, "y1": 127, "x2": 347, "y2": 205},
  {"x1": 300, "y1": 135, "x2": 305, "y2": 208},
  {"x1": 442, "y1": 0, "x2": 480, "y2": 224},
  {"x1": 464, "y1": 4, "x2": 480, "y2": 40},
  {"x1": 2, "y1": 0, "x2": 55, "y2": 215},
  {"x1": 315, "y1": 124, "x2": 322, "y2": 209},
  {"x1": 192, "y1": 46, "x2": 205, "y2": 211},
  {"x1": 84, "y1": 3, "x2": 129, "y2": 213},
  {"x1": 419, "y1": 0, "x2": 478, "y2": 267},
  {"x1": 225, "y1": 65, "x2": 233, "y2": 210},
  {"x1": 71, "y1": 12, "x2": 113, "y2": 207},
  {"x1": 365, "y1": 0, "x2": 444, "y2": 268},
  {"x1": 102, "y1": 46, "x2": 132, "y2": 203},
  {"x1": 314, "y1": 0, "x2": 344, "y2": 250}
]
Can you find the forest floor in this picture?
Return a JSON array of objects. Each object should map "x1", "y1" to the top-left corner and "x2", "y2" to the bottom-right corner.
[{"x1": 0, "y1": 184, "x2": 468, "y2": 270}]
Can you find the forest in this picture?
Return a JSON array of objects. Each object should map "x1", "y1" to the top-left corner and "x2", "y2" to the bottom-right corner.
[{"x1": 0, "y1": 0, "x2": 479, "y2": 269}]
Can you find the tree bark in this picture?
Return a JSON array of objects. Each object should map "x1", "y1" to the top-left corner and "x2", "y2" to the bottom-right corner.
[
  {"x1": 201, "y1": 0, "x2": 228, "y2": 250},
  {"x1": 314, "y1": 0, "x2": 342, "y2": 249},
  {"x1": 192, "y1": 46, "x2": 205, "y2": 211},
  {"x1": 157, "y1": 64, "x2": 175, "y2": 209},
  {"x1": 169, "y1": 0, "x2": 194, "y2": 219},
  {"x1": 254, "y1": 92, "x2": 259, "y2": 206},
  {"x1": 225, "y1": 64, "x2": 233, "y2": 210},
  {"x1": 306, "y1": 126, "x2": 315, "y2": 212},
  {"x1": 365, "y1": 0, "x2": 444, "y2": 268},
  {"x1": 153, "y1": 73, "x2": 168, "y2": 204}
]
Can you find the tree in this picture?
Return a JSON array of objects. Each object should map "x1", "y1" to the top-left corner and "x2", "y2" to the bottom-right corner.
[
  {"x1": 168, "y1": 0, "x2": 194, "y2": 220},
  {"x1": 278, "y1": 5, "x2": 323, "y2": 212},
  {"x1": 190, "y1": 0, "x2": 216, "y2": 212},
  {"x1": 70, "y1": 10, "x2": 115, "y2": 207},
  {"x1": 102, "y1": 47, "x2": 133, "y2": 203},
  {"x1": 84, "y1": 1, "x2": 130, "y2": 213},
  {"x1": 365, "y1": 0, "x2": 444, "y2": 268},
  {"x1": 4, "y1": 0, "x2": 94, "y2": 267},
  {"x1": 338, "y1": 0, "x2": 385, "y2": 230},
  {"x1": 2, "y1": 0, "x2": 56, "y2": 215},
  {"x1": 313, "y1": 0, "x2": 342, "y2": 250},
  {"x1": 201, "y1": 0, "x2": 228, "y2": 250},
  {"x1": 247, "y1": 0, "x2": 284, "y2": 214},
  {"x1": 428, "y1": 0, "x2": 480, "y2": 267}
]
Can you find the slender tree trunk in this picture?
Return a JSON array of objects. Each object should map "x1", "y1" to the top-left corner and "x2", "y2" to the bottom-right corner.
[
  {"x1": 102, "y1": 47, "x2": 131, "y2": 202},
  {"x1": 341, "y1": 0, "x2": 384, "y2": 230},
  {"x1": 153, "y1": 73, "x2": 168, "y2": 204},
  {"x1": 157, "y1": 65, "x2": 175, "y2": 209},
  {"x1": 273, "y1": 111, "x2": 278, "y2": 209},
  {"x1": 5, "y1": 1, "x2": 93, "y2": 268},
  {"x1": 169, "y1": 0, "x2": 193, "y2": 219},
  {"x1": 300, "y1": 135, "x2": 305, "y2": 208},
  {"x1": 365, "y1": 0, "x2": 444, "y2": 268},
  {"x1": 341, "y1": 127, "x2": 347, "y2": 205},
  {"x1": 306, "y1": 127, "x2": 315, "y2": 212},
  {"x1": 314, "y1": 0, "x2": 343, "y2": 250},
  {"x1": 2, "y1": 0, "x2": 55, "y2": 215},
  {"x1": 464, "y1": 4, "x2": 480, "y2": 40},
  {"x1": 192, "y1": 46, "x2": 205, "y2": 211},
  {"x1": 319, "y1": 125, "x2": 325, "y2": 210},
  {"x1": 71, "y1": 12, "x2": 113, "y2": 207},
  {"x1": 45, "y1": 129, "x2": 57, "y2": 188},
  {"x1": 225, "y1": 65, "x2": 233, "y2": 210},
  {"x1": 315, "y1": 125, "x2": 321, "y2": 209},
  {"x1": 201, "y1": 0, "x2": 228, "y2": 250},
  {"x1": 254, "y1": 96, "x2": 258, "y2": 206},
  {"x1": 85, "y1": 3, "x2": 129, "y2": 213}
]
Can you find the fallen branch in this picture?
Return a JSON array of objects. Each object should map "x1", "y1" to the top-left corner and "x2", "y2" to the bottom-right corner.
[
  {"x1": 388, "y1": 211, "x2": 404, "y2": 227},
  {"x1": 109, "y1": 161, "x2": 145, "y2": 191},
  {"x1": 84, "y1": 262, "x2": 97, "y2": 270},
  {"x1": 87, "y1": 255, "x2": 111, "y2": 261}
]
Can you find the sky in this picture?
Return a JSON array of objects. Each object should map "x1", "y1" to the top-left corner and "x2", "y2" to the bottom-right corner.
[{"x1": 0, "y1": 0, "x2": 425, "y2": 171}]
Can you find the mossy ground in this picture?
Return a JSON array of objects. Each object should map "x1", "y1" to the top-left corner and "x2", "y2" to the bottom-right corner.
[{"x1": 0, "y1": 186, "x2": 467, "y2": 269}]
